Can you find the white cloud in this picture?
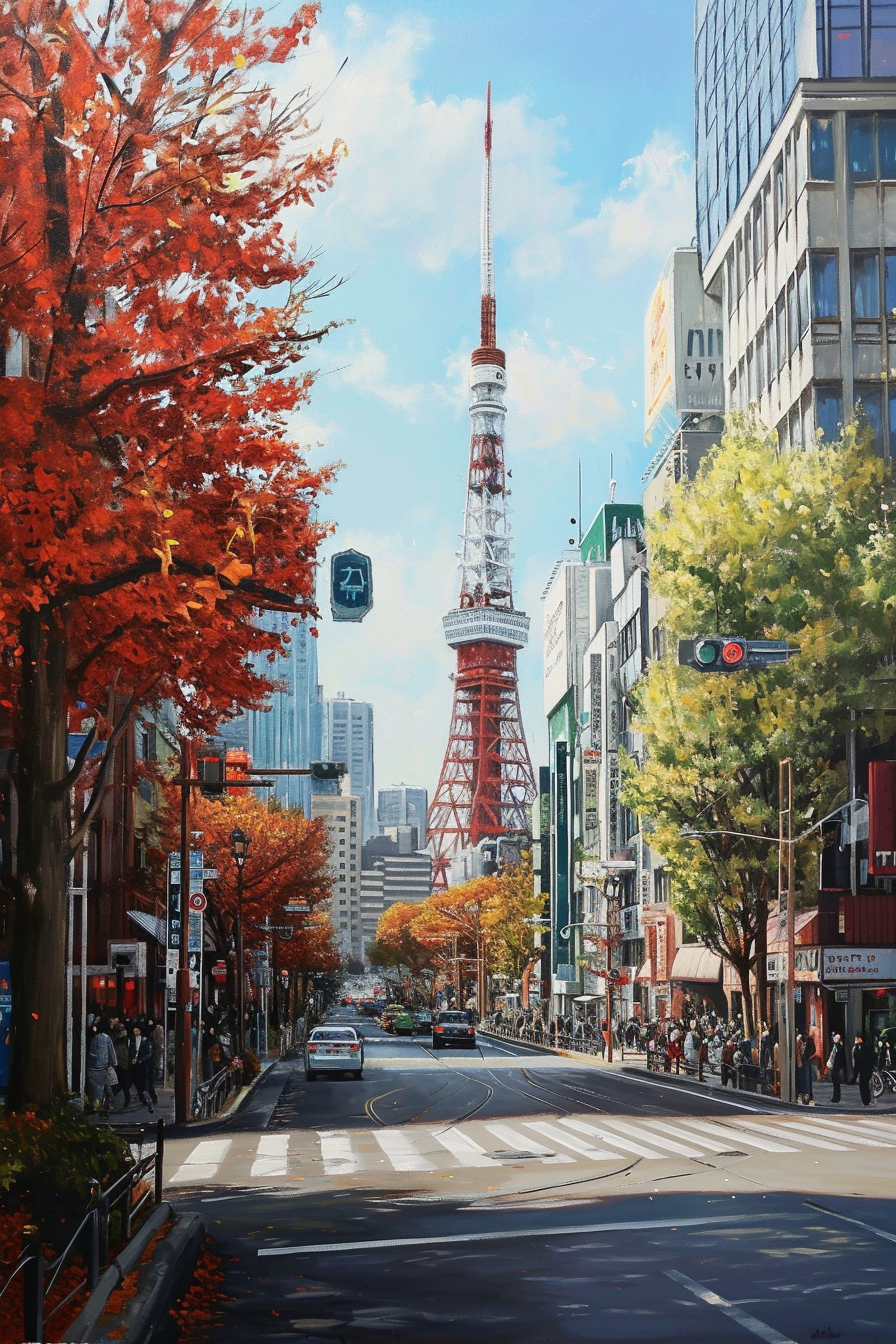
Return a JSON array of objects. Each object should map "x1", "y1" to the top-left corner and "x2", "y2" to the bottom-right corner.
[
  {"x1": 573, "y1": 131, "x2": 695, "y2": 279},
  {"x1": 340, "y1": 333, "x2": 426, "y2": 411},
  {"x1": 506, "y1": 335, "x2": 623, "y2": 450},
  {"x1": 275, "y1": 11, "x2": 577, "y2": 275}
]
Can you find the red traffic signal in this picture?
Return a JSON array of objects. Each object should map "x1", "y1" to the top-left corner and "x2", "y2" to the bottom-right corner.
[{"x1": 678, "y1": 638, "x2": 795, "y2": 673}]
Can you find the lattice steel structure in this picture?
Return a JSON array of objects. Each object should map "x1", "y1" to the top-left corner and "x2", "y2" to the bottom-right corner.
[{"x1": 427, "y1": 85, "x2": 536, "y2": 890}]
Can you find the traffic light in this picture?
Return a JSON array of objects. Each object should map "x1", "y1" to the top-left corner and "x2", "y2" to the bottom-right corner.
[
  {"x1": 309, "y1": 760, "x2": 347, "y2": 780},
  {"x1": 197, "y1": 753, "x2": 225, "y2": 796},
  {"x1": 678, "y1": 637, "x2": 796, "y2": 672}
]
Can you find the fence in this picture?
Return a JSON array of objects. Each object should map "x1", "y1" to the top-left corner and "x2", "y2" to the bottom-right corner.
[
  {"x1": 192, "y1": 1060, "x2": 242, "y2": 1119},
  {"x1": 0, "y1": 1118, "x2": 165, "y2": 1342}
]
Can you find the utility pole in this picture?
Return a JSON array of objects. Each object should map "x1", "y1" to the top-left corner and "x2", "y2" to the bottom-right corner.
[
  {"x1": 777, "y1": 758, "x2": 796, "y2": 1105},
  {"x1": 175, "y1": 742, "x2": 192, "y2": 1125}
]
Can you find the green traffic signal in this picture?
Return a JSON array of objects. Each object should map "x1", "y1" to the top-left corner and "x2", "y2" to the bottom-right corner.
[{"x1": 678, "y1": 637, "x2": 795, "y2": 672}]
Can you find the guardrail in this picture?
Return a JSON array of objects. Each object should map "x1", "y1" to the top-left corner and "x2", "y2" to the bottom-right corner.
[
  {"x1": 0, "y1": 1118, "x2": 164, "y2": 1342},
  {"x1": 485, "y1": 1021, "x2": 632, "y2": 1058},
  {"x1": 193, "y1": 1061, "x2": 242, "y2": 1119}
]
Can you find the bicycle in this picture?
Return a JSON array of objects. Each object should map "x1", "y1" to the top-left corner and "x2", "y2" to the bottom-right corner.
[{"x1": 871, "y1": 1066, "x2": 896, "y2": 1099}]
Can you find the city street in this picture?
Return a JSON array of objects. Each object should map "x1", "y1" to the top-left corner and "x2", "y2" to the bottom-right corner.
[{"x1": 165, "y1": 1009, "x2": 896, "y2": 1341}]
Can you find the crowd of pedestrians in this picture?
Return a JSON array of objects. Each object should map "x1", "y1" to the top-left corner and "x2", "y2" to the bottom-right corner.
[{"x1": 85, "y1": 1012, "x2": 164, "y2": 1115}]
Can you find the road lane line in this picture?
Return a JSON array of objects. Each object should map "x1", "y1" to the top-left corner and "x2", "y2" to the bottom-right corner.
[
  {"x1": 576, "y1": 1116, "x2": 706, "y2": 1159},
  {"x1": 732, "y1": 1118, "x2": 846, "y2": 1151},
  {"x1": 258, "y1": 1212, "x2": 777, "y2": 1258},
  {"x1": 373, "y1": 1130, "x2": 434, "y2": 1172},
  {"x1": 319, "y1": 1130, "x2": 360, "y2": 1175},
  {"x1": 523, "y1": 1120, "x2": 624, "y2": 1161},
  {"x1": 431, "y1": 1126, "x2": 495, "y2": 1167},
  {"x1": 804, "y1": 1200, "x2": 896, "y2": 1246},
  {"x1": 169, "y1": 1139, "x2": 232, "y2": 1185},
  {"x1": 665, "y1": 1268, "x2": 798, "y2": 1344},
  {"x1": 674, "y1": 1119, "x2": 798, "y2": 1153},
  {"x1": 250, "y1": 1133, "x2": 290, "y2": 1177},
  {"x1": 483, "y1": 1122, "x2": 574, "y2": 1163}
]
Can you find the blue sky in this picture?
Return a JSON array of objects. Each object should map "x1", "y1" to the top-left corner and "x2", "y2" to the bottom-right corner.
[{"x1": 274, "y1": 2, "x2": 697, "y2": 795}]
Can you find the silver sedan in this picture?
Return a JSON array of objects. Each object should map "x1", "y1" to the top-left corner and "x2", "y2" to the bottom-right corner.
[{"x1": 304, "y1": 1026, "x2": 364, "y2": 1080}]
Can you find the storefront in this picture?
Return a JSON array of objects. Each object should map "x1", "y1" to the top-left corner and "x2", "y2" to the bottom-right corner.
[
  {"x1": 822, "y1": 948, "x2": 896, "y2": 1045},
  {"x1": 669, "y1": 944, "x2": 725, "y2": 1019}
]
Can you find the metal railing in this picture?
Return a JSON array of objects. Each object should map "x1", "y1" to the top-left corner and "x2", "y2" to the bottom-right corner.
[
  {"x1": 0, "y1": 1118, "x2": 165, "y2": 1342},
  {"x1": 192, "y1": 1061, "x2": 241, "y2": 1119},
  {"x1": 484, "y1": 1021, "x2": 631, "y2": 1059}
]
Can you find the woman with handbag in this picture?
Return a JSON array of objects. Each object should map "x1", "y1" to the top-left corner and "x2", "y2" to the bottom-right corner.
[{"x1": 826, "y1": 1033, "x2": 847, "y2": 1104}]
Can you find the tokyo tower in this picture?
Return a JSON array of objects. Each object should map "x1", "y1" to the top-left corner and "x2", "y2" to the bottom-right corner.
[{"x1": 427, "y1": 84, "x2": 536, "y2": 890}]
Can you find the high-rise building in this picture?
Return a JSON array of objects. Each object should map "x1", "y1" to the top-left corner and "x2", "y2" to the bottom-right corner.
[
  {"x1": 696, "y1": 0, "x2": 896, "y2": 456},
  {"x1": 377, "y1": 785, "x2": 428, "y2": 847},
  {"x1": 321, "y1": 695, "x2": 375, "y2": 840},
  {"x1": 225, "y1": 612, "x2": 322, "y2": 815},
  {"x1": 427, "y1": 85, "x2": 535, "y2": 888},
  {"x1": 312, "y1": 792, "x2": 362, "y2": 959}
]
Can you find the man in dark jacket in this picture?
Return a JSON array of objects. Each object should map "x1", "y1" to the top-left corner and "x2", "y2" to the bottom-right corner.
[{"x1": 852, "y1": 1032, "x2": 876, "y2": 1107}]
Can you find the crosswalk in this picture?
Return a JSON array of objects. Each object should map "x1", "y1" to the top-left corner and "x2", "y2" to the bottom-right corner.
[{"x1": 166, "y1": 1112, "x2": 896, "y2": 1188}]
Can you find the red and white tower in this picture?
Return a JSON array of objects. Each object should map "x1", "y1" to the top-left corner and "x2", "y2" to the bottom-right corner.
[{"x1": 427, "y1": 84, "x2": 536, "y2": 890}]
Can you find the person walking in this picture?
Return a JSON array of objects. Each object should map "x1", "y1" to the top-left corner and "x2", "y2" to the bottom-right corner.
[
  {"x1": 852, "y1": 1032, "x2": 876, "y2": 1107},
  {"x1": 86, "y1": 1019, "x2": 118, "y2": 1115},
  {"x1": 796, "y1": 1029, "x2": 816, "y2": 1105},
  {"x1": 111, "y1": 1018, "x2": 132, "y2": 1109},
  {"x1": 826, "y1": 1033, "x2": 847, "y2": 1104},
  {"x1": 129, "y1": 1024, "x2": 157, "y2": 1113}
]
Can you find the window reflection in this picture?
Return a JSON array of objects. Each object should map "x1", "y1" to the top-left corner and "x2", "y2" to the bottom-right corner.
[
  {"x1": 810, "y1": 117, "x2": 835, "y2": 180},
  {"x1": 855, "y1": 388, "x2": 884, "y2": 456},
  {"x1": 847, "y1": 115, "x2": 875, "y2": 179},
  {"x1": 852, "y1": 252, "x2": 880, "y2": 318},
  {"x1": 810, "y1": 252, "x2": 839, "y2": 318},
  {"x1": 816, "y1": 386, "x2": 844, "y2": 443}
]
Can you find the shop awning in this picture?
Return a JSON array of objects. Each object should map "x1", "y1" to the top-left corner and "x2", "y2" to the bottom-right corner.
[
  {"x1": 669, "y1": 945, "x2": 722, "y2": 983},
  {"x1": 635, "y1": 958, "x2": 652, "y2": 983},
  {"x1": 128, "y1": 910, "x2": 166, "y2": 946}
]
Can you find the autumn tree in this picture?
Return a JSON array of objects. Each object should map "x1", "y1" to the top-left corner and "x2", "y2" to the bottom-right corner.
[
  {"x1": 368, "y1": 902, "x2": 439, "y2": 1003},
  {"x1": 0, "y1": 1, "x2": 345, "y2": 1106},
  {"x1": 481, "y1": 855, "x2": 541, "y2": 981},
  {"x1": 621, "y1": 419, "x2": 891, "y2": 1032}
]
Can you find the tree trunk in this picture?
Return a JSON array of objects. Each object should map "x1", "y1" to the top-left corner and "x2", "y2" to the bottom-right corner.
[
  {"x1": 736, "y1": 959, "x2": 756, "y2": 1036},
  {"x1": 8, "y1": 611, "x2": 70, "y2": 1109}
]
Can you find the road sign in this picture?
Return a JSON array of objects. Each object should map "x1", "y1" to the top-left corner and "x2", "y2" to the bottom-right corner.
[
  {"x1": 331, "y1": 548, "x2": 373, "y2": 622},
  {"x1": 285, "y1": 903, "x2": 311, "y2": 914},
  {"x1": 189, "y1": 891, "x2": 207, "y2": 913}
]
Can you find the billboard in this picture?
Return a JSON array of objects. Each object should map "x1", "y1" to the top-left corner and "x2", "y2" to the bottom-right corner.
[
  {"x1": 644, "y1": 248, "x2": 724, "y2": 437},
  {"x1": 868, "y1": 760, "x2": 896, "y2": 875},
  {"x1": 331, "y1": 549, "x2": 373, "y2": 622}
]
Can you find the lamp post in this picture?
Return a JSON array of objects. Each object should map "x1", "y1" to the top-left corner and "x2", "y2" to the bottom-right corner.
[{"x1": 230, "y1": 827, "x2": 251, "y2": 1058}]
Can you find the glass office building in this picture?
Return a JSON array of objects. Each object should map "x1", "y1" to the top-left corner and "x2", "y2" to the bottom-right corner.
[
  {"x1": 696, "y1": 1, "x2": 896, "y2": 265},
  {"x1": 697, "y1": 0, "x2": 896, "y2": 459}
]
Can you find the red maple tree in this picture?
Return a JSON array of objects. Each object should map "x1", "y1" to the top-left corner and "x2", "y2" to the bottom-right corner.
[{"x1": 0, "y1": 1, "x2": 345, "y2": 1106}]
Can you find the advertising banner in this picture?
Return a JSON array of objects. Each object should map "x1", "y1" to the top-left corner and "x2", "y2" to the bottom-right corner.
[
  {"x1": 823, "y1": 948, "x2": 896, "y2": 981},
  {"x1": 644, "y1": 249, "x2": 724, "y2": 436},
  {"x1": 868, "y1": 760, "x2": 896, "y2": 875}
]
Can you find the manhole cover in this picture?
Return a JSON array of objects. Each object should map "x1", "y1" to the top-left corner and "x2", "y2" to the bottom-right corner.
[
  {"x1": 490, "y1": 1149, "x2": 549, "y2": 1161},
  {"x1": 717, "y1": 1150, "x2": 747, "y2": 1157}
]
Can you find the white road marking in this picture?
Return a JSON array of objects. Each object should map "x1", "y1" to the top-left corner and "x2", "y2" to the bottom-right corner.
[
  {"x1": 674, "y1": 1118, "x2": 798, "y2": 1153},
  {"x1": 640, "y1": 1119, "x2": 740, "y2": 1154},
  {"x1": 806, "y1": 1200, "x2": 896, "y2": 1246},
  {"x1": 735, "y1": 1118, "x2": 846, "y2": 1151},
  {"x1": 574, "y1": 1115, "x2": 706, "y2": 1160},
  {"x1": 666, "y1": 1268, "x2": 798, "y2": 1344},
  {"x1": 250, "y1": 1133, "x2": 289, "y2": 1177},
  {"x1": 169, "y1": 1139, "x2": 232, "y2": 1185},
  {"x1": 373, "y1": 1130, "x2": 434, "y2": 1172},
  {"x1": 319, "y1": 1130, "x2": 361, "y2": 1175},
  {"x1": 788, "y1": 1117, "x2": 893, "y2": 1147},
  {"x1": 483, "y1": 1122, "x2": 574, "y2": 1164},
  {"x1": 431, "y1": 1126, "x2": 495, "y2": 1167},
  {"x1": 258, "y1": 1213, "x2": 764, "y2": 1258},
  {"x1": 523, "y1": 1120, "x2": 624, "y2": 1161}
]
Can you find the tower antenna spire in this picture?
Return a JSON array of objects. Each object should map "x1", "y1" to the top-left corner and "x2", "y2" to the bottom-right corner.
[{"x1": 480, "y1": 82, "x2": 495, "y2": 347}]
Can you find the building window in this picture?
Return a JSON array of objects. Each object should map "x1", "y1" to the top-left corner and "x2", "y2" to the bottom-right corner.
[
  {"x1": 797, "y1": 259, "x2": 810, "y2": 337},
  {"x1": 744, "y1": 213, "x2": 752, "y2": 278},
  {"x1": 774, "y1": 153, "x2": 786, "y2": 231},
  {"x1": 753, "y1": 197, "x2": 764, "y2": 271},
  {"x1": 651, "y1": 624, "x2": 666, "y2": 660},
  {"x1": 855, "y1": 386, "x2": 885, "y2": 456},
  {"x1": 809, "y1": 116, "x2": 835, "y2": 181},
  {"x1": 816, "y1": 384, "x2": 844, "y2": 443},
  {"x1": 766, "y1": 312, "x2": 776, "y2": 382},
  {"x1": 879, "y1": 114, "x2": 896, "y2": 177},
  {"x1": 756, "y1": 327, "x2": 766, "y2": 394},
  {"x1": 847, "y1": 114, "x2": 876, "y2": 180},
  {"x1": 885, "y1": 252, "x2": 896, "y2": 315},
  {"x1": 871, "y1": 9, "x2": 896, "y2": 76},
  {"x1": 810, "y1": 252, "x2": 839, "y2": 318},
  {"x1": 832, "y1": 7, "x2": 864, "y2": 78},
  {"x1": 776, "y1": 294, "x2": 787, "y2": 372},
  {"x1": 653, "y1": 869, "x2": 671, "y2": 905},
  {"x1": 618, "y1": 614, "x2": 639, "y2": 665},
  {"x1": 852, "y1": 251, "x2": 881, "y2": 318},
  {"x1": 787, "y1": 276, "x2": 799, "y2": 356}
]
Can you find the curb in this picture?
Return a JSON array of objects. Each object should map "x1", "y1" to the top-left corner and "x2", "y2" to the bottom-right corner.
[{"x1": 67, "y1": 1202, "x2": 204, "y2": 1343}]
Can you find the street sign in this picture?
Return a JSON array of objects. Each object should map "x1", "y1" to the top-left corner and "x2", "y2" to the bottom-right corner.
[
  {"x1": 189, "y1": 891, "x2": 207, "y2": 913},
  {"x1": 188, "y1": 911, "x2": 203, "y2": 953},
  {"x1": 331, "y1": 548, "x2": 373, "y2": 622},
  {"x1": 285, "y1": 903, "x2": 311, "y2": 914}
]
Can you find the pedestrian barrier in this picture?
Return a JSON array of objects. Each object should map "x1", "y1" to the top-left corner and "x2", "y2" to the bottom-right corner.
[
  {"x1": 0, "y1": 1117, "x2": 165, "y2": 1342},
  {"x1": 193, "y1": 1059, "x2": 241, "y2": 1118}
]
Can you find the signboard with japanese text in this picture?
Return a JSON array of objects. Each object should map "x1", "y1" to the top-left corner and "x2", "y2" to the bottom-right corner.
[
  {"x1": 331, "y1": 549, "x2": 373, "y2": 622},
  {"x1": 645, "y1": 249, "x2": 724, "y2": 436},
  {"x1": 823, "y1": 948, "x2": 896, "y2": 981}
]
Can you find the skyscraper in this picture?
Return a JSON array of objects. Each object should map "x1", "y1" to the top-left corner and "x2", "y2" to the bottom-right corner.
[
  {"x1": 377, "y1": 785, "x2": 429, "y2": 848},
  {"x1": 321, "y1": 695, "x2": 375, "y2": 840},
  {"x1": 427, "y1": 84, "x2": 536, "y2": 889},
  {"x1": 696, "y1": 0, "x2": 896, "y2": 457},
  {"x1": 225, "y1": 611, "x2": 322, "y2": 816}
]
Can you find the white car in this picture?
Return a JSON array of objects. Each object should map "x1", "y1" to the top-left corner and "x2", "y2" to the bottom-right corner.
[{"x1": 305, "y1": 1026, "x2": 364, "y2": 1080}]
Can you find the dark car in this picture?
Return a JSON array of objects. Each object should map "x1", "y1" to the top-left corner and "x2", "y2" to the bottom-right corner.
[
  {"x1": 412, "y1": 1011, "x2": 432, "y2": 1036},
  {"x1": 432, "y1": 1010, "x2": 477, "y2": 1050}
]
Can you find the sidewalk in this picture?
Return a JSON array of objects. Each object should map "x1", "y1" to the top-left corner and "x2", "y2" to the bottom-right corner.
[{"x1": 89, "y1": 1058, "x2": 287, "y2": 1135}]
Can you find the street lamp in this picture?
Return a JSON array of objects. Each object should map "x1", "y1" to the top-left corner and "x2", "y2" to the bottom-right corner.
[{"x1": 230, "y1": 827, "x2": 251, "y2": 1057}]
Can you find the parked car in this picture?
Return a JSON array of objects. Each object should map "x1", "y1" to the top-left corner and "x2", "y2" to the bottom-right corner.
[
  {"x1": 432, "y1": 1010, "x2": 477, "y2": 1050},
  {"x1": 412, "y1": 1011, "x2": 432, "y2": 1036},
  {"x1": 391, "y1": 1010, "x2": 417, "y2": 1036},
  {"x1": 305, "y1": 1026, "x2": 364, "y2": 1080}
]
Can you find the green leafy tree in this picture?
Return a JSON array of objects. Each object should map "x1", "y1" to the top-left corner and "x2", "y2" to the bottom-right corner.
[{"x1": 621, "y1": 418, "x2": 891, "y2": 1032}]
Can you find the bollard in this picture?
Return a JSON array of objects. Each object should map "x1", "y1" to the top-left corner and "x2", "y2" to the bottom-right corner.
[{"x1": 22, "y1": 1228, "x2": 43, "y2": 1343}]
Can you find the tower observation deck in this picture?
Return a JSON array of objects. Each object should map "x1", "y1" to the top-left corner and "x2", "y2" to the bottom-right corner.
[{"x1": 427, "y1": 85, "x2": 536, "y2": 890}]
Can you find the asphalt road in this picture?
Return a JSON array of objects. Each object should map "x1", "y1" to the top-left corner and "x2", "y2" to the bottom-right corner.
[{"x1": 164, "y1": 1007, "x2": 896, "y2": 1342}]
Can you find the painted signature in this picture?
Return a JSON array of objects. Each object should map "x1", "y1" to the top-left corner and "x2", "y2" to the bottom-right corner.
[{"x1": 810, "y1": 1331, "x2": 841, "y2": 1340}]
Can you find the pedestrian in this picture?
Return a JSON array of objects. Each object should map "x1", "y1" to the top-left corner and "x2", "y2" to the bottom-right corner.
[
  {"x1": 720, "y1": 1037, "x2": 737, "y2": 1088},
  {"x1": 826, "y1": 1033, "x2": 847, "y2": 1104},
  {"x1": 129, "y1": 1024, "x2": 157, "y2": 1113},
  {"x1": 151, "y1": 1018, "x2": 165, "y2": 1082},
  {"x1": 852, "y1": 1032, "x2": 876, "y2": 1107},
  {"x1": 111, "y1": 1018, "x2": 132, "y2": 1108},
  {"x1": 795, "y1": 1029, "x2": 815, "y2": 1104},
  {"x1": 86, "y1": 1019, "x2": 118, "y2": 1115}
]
